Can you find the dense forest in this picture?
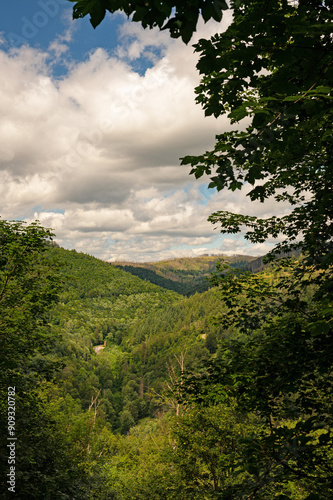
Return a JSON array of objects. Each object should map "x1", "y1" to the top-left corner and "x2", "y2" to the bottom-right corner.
[
  {"x1": 0, "y1": 219, "x2": 332, "y2": 499},
  {"x1": 114, "y1": 255, "x2": 257, "y2": 296}
]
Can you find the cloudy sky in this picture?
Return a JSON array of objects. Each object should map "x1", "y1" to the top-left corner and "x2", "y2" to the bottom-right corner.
[{"x1": 0, "y1": 1, "x2": 291, "y2": 262}]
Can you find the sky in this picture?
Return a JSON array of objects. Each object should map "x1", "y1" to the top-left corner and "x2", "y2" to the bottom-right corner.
[{"x1": 0, "y1": 0, "x2": 293, "y2": 262}]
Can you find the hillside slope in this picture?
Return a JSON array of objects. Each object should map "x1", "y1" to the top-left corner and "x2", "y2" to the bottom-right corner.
[
  {"x1": 113, "y1": 254, "x2": 258, "y2": 295},
  {"x1": 4, "y1": 241, "x2": 329, "y2": 500},
  {"x1": 47, "y1": 247, "x2": 224, "y2": 432},
  {"x1": 49, "y1": 247, "x2": 181, "y2": 346}
]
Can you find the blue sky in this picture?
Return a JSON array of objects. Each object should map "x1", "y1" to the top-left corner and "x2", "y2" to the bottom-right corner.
[
  {"x1": 0, "y1": 2, "x2": 287, "y2": 261},
  {"x1": 2, "y1": 1, "x2": 164, "y2": 76},
  {"x1": 3, "y1": 1, "x2": 144, "y2": 75},
  {"x1": 3, "y1": 1, "x2": 117, "y2": 52}
]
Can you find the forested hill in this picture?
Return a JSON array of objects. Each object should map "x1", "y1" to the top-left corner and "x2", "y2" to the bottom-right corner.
[
  {"x1": 48, "y1": 246, "x2": 182, "y2": 346},
  {"x1": 113, "y1": 254, "x2": 258, "y2": 295},
  {"x1": 46, "y1": 246, "x2": 226, "y2": 415},
  {"x1": 1, "y1": 226, "x2": 332, "y2": 500}
]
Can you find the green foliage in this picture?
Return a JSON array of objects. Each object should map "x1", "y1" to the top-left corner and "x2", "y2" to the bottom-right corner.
[
  {"x1": 67, "y1": 0, "x2": 229, "y2": 43},
  {"x1": 1, "y1": 219, "x2": 330, "y2": 498},
  {"x1": 181, "y1": 0, "x2": 333, "y2": 264},
  {"x1": 115, "y1": 262, "x2": 211, "y2": 295},
  {"x1": 0, "y1": 220, "x2": 61, "y2": 376},
  {"x1": 102, "y1": 418, "x2": 181, "y2": 499},
  {"x1": 179, "y1": 260, "x2": 333, "y2": 498},
  {"x1": 169, "y1": 403, "x2": 254, "y2": 498},
  {"x1": 115, "y1": 255, "x2": 258, "y2": 296},
  {"x1": 0, "y1": 221, "x2": 77, "y2": 498},
  {"x1": 46, "y1": 248, "x2": 226, "y2": 432},
  {"x1": 177, "y1": 8, "x2": 333, "y2": 493},
  {"x1": 0, "y1": 221, "x2": 115, "y2": 499}
]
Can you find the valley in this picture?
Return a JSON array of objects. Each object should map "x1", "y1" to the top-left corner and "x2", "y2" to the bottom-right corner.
[{"x1": 1, "y1": 231, "x2": 331, "y2": 499}]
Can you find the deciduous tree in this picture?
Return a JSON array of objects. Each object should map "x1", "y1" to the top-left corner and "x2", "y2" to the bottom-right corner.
[{"x1": 68, "y1": 0, "x2": 228, "y2": 43}]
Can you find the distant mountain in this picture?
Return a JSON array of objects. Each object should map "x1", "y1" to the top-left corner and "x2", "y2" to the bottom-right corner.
[
  {"x1": 113, "y1": 254, "x2": 258, "y2": 296},
  {"x1": 243, "y1": 249, "x2": 303, "y2": 273}
]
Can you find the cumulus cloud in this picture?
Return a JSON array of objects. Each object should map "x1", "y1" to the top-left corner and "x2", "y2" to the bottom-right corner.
[{"x1": 0, "y1": 14, "x2": 292, "y2": 262}]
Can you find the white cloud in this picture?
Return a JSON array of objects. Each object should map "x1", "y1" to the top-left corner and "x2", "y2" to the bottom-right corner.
[{"x1": 0, "y1": 15, "x2": 293, "y2": 262}]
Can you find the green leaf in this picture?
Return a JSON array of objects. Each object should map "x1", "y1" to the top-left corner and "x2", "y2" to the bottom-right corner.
[{"x1": 307, "y1": 320, "x2": 331, "y2": 336}]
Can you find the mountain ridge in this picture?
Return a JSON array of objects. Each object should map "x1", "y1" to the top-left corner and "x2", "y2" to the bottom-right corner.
[{"x1": 112, "y1": 254, "x2": 260, "y2": 295}]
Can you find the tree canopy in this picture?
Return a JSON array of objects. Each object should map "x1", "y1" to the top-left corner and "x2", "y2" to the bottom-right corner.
[
  {"x1": 67, "y1": 0, "x2": 228, "y2": 43},
  {"x1": 181, "y1": 0, "x2": 333, "y2": 267},
  {"x1": 0, "y1": 220, "x2": 61, "y2": 378},
  {"x1": 0, "y1": 224, "x2": 331, "y2": 498}
]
